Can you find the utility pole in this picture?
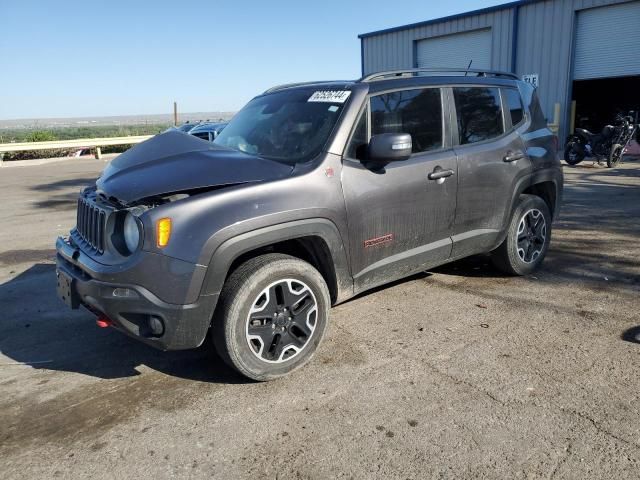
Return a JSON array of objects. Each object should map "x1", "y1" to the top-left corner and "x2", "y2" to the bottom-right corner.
[{"x1": 173, "y1": 101, "x2": 178, "y2": 126}]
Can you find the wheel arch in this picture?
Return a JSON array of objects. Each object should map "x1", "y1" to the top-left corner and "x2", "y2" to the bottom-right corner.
[
  {"x1": 494, "y1": 170, "x2": 563, "y2": 249},
  {"x1": 522, "y1": 181, "x2": 557, "y2": 218},
  {"x1": 200, "y1": 219, "x2": 353, "y2": 306},
  {"x1": 516, "y1": 168, "x2": 563, "y2": 219}
]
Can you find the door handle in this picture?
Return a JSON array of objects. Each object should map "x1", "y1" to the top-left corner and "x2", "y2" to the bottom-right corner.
[
  {"x1": 504, "y1": 150, "x2": 525, "y2": 162},
  {"x1": 428, "y1": 168, "x2": 455, "y2": 181}
]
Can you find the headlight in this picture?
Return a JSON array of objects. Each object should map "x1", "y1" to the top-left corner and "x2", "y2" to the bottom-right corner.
[{"x1": 123, "y1": 212, "x2": 141, "y2": 253}]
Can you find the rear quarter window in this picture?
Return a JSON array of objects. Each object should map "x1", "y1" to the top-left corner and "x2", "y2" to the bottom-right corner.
[
  {"x1": 518, "y1": 82, "x2": 547, "y2": 128},
  {"x1": 502, "y1": 88, "x2": 525, "y2": 127},
  {"x1": 528, "y1": 90, "x2": 547, "y2": 127}
]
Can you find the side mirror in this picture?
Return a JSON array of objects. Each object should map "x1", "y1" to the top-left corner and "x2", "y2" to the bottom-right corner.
[{"x1": 367, "y1": 133, "x2": 412, "y2": 163}]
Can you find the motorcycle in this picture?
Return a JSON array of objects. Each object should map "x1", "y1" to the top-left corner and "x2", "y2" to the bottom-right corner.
[{"x1": 564, "y1": 111, "x2": 638, "y2": 168}]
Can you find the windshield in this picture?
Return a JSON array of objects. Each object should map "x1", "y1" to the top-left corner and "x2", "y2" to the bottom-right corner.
[{"x1": 213, "y1": 88, "x2": 351, "y2": 163}]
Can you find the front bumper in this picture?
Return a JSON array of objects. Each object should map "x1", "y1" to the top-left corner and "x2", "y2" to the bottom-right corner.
[{"x1": 55, "y1": 236, "x2": 218, "y2": 350}]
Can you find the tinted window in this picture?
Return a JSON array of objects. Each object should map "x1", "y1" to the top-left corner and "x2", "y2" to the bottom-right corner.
[
  {"x1": 192, "y1": 131, "x2": 210, "y2": 141},
  {"x1": 516, "y1": 82, "x2": 547, "y2": 128},
  {"x1": 529, "y1": 89, "x2": 547, "y2": 126},
  {"x1": 503, "y1": 88, "x2": 524, "y2": 126},
  {"x1": 346, "y1": 109, "x2": 368, "y2": 160},
  {"x1": 454, "y1": 87, "x2": 504, "y2": 145},
  {"x1": 214, "y1": 89, "x2": 349, "y2": 164},
  {"x1": 371, "y1": 88, "x2": 443, "y2": 153}
]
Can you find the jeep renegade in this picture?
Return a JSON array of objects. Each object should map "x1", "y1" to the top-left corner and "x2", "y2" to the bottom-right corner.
[{"x1": 56, "y1": 68, "x2": 563, "y2": 380}]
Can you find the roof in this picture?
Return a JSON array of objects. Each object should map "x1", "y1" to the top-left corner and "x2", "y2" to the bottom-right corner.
[
  {"x1": 364, "y1": 74, "x2": 520, "y2": 96},
  {"x1": 263, "y1": 81, "x2": 355, "y2": 94},
  {"x1": 262, "y1": 72, "x2": 521, "y2": 101},
  {"x1": 358, "y1": 0, "x2": 540, "y2": 39},
  {"x1": 360, "y1": 68, "x2": 518, "y2": 82}
]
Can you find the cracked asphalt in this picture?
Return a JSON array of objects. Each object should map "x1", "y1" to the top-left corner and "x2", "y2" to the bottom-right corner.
[{"x1": 0, "y1": 156, "x2": 639, "y2": 479}]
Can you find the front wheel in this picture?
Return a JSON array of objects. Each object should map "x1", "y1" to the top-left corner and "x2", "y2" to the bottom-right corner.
[
  {"x1": 564, "y1": 144, "x2": 584, "y2": 165},
  {"x1": 212, "y1": 253, "x2": 330, "y2": 381},
  {"x1": 491, "y1": 195, "x2": 552, "y2": 276},
  {"x1": 607, "y1": 143, "x2": 623, "y2": 168}
]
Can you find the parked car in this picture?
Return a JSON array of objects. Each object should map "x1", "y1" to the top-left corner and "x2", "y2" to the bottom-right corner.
[
  {"x1": 176, "y1": 122, "x2": 199, "y2": 133},
  {"x1": 56, "y1": 68, "x2": 563, "y2": 381},
  {"x1": 188, "y1": 122, "x2": 227, "y2": 142},
  {"x1": 68, "y1": 148, "x2": 93, "y2": 157}
]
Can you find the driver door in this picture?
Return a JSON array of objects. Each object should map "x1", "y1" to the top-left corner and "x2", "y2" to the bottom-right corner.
[{"x1": 341, "y1": 87, "x2": 458, "y2": 294}]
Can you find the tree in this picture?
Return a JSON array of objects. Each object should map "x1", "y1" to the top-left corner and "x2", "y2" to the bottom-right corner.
[{"x1": 25, "y1": 130, "x2": 57, "y2": 142}]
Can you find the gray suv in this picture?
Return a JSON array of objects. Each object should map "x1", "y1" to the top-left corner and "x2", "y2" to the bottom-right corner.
[{"x1": 56, "y1": 68, "x2": 563, "y2": 380}]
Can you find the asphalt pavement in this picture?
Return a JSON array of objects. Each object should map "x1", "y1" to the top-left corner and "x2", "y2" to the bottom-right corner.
[{"x1": 0, "y1": 157, "x2": 639, "y2": 479}]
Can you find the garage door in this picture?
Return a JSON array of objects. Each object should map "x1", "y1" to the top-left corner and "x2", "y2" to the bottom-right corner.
[
  {"x1": 574, "y1": 1, "x2": 640, "y2": 80},
  {"x1": 416, "y1": 29, "x2": 492, "y2": 70}
]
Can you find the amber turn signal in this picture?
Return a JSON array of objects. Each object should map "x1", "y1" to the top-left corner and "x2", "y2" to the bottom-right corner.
[{"x1": 156, "y1": 218, "x2": 172, "y2": 248}]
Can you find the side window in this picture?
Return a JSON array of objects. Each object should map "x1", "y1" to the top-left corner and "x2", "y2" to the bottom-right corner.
[
  {"x1": 370, "y1": 88, "x2": 443, "y2": 153},
  {"x1": 503, "y1": 88, "x2": 524, "y2": 127},
  {"x1": 453, "y1": 87, "x2": 504, "y2": 145},
  {"x1": 193, "y1": 131, "x2": 209, "y2": 141},
  {"x1": 345, "y1": 109, "x2": 368, "y2": 160}
]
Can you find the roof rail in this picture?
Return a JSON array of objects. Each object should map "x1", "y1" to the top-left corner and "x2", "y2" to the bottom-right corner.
[
  {"x1": 360, "y1": 68, "x2": 520, "y2": 82},
  {"x1": 263, "y1": 80, "x2": 351, "y2": 95}
]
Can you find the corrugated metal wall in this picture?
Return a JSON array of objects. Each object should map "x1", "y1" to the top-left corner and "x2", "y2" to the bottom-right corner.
[
  {"x1": 515, "y1": 0, "x2": 575, "y2": 132},
  {"x1": 361, "y1": 0, "x2": 636, "y2": 141},
  {"x1": 361, "y1": 8, "x2": 515, "y2": 74}
]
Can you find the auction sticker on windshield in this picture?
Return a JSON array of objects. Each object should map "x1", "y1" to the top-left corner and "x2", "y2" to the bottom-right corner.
[{"x1": 308, "y1": 91, "x2": 351, "y2": 103}]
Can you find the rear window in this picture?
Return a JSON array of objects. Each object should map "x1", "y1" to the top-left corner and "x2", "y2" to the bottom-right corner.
[
  {"x1": 503, "y1": 88, "x2": 524, "y2": 127},
  {"x1": 453, "y1": 87, "x2": 504, "y2": 145}
]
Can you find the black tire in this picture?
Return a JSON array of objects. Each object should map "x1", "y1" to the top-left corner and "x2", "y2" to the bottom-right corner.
[
  {"x1": 564, "y1": 144, "x2": 584, "y2": 165},
  {"x1": 607, "y1": 143, "x2": 623, "y2": 168},
  {"x1": 212, "y1": 253, "x2": 330, "y2": 381},
  {"x1": 491, "y1": 195, "x2": 552, "y2": 276}
]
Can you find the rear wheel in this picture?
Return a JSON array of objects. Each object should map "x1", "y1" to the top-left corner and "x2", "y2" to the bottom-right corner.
[
  {"x1": 607, "y1": 143, "x2": 623, "y2": 168},
  {"x1": 212, "y1": 253, "x2": 330, "y2": 381},
  {"x1": 491, "y1": 195, "x2": 552, "y2": 276}
]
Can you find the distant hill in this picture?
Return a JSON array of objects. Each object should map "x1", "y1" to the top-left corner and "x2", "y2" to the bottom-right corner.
[{"x1": 0, "y1": 112, "x2": 236, "y2": 130}]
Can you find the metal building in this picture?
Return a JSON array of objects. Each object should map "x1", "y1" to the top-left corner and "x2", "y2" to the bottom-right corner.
[{"x1": 359, "y1": 0, "x2": 640, "y2": 141}]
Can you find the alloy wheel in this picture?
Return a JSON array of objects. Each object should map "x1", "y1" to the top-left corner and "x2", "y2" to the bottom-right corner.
[
  {"x1": 516, "y1": 209, "x2": 547, "y2": 264},
  {"x1": 245, "y1": 279, "x2": 318, "y2": 363}
]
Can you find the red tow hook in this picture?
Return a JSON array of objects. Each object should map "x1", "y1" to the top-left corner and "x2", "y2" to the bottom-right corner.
[{"x1": 96, "y1": 316, "x2": 113, "y2": 328}]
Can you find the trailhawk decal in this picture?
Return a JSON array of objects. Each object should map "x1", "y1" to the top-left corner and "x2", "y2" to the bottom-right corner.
[
  {"x1": 364, "y1": 234, "x2": 394, "y2": 248},
  {"x1": 308, "y1": 90, "x2": 351, "y2": 103}
]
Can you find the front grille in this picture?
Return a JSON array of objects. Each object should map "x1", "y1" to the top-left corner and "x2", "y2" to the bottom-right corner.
[{"x1": 76, "y1": 197, "x2": 107, "y2": 253}]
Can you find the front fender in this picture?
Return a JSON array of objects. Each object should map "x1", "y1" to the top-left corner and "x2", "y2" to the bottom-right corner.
[{"x1": 199, "y1": 218, "x2": 353, "y2": 304}]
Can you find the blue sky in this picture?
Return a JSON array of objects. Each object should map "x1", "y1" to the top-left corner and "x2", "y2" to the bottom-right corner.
[{"x1": 0, "y1": 0, "x2": 505, "y2": 119}]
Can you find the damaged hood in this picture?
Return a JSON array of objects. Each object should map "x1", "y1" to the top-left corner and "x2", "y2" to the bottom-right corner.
[{"x1": 96, "y1": 130, "x2": 294, "y2": 204}]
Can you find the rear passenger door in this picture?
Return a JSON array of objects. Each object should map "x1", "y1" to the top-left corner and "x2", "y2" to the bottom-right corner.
[
  {"x1": 451, "y1": 85, "x2": 532, "y2": 258},
  {"x1": 342, "y1": 87, "x2": 458, "y2": 293}
]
